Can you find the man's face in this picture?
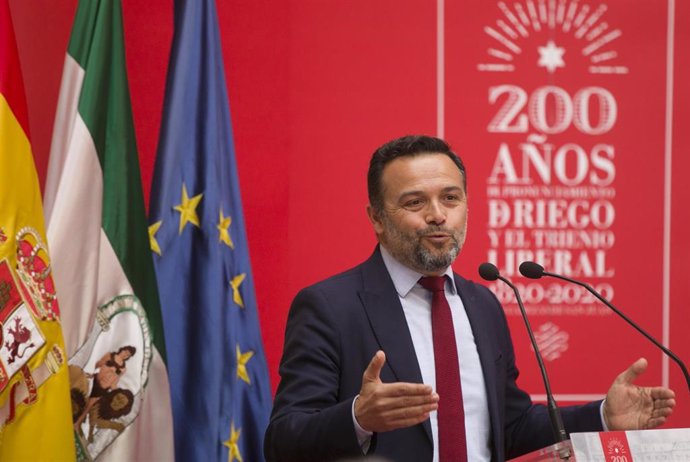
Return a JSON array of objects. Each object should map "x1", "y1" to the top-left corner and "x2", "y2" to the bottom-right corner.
[{"x1": 368, "y1": 153, "x2": 468, "y2": 275}]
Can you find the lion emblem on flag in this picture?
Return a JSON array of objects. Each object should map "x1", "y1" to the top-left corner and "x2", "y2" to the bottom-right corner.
[{"x1": 68, "y1": 295, "x2": 152, "y2": 460}]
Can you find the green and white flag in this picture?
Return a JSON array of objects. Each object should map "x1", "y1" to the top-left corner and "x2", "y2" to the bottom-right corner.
[{"x1": 44, "y1": 1, "x2": 174, "y2": 460}]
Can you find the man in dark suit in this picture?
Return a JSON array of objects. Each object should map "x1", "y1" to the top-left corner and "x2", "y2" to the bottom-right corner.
[{"x1": 264, "y1": 135, "x2": 675, "y2": 462}]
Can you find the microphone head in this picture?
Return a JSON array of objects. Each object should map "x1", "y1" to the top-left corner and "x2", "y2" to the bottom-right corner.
[
  {"x1": 478, "y1": 262, "x2": 500, "y2": 281},
  {"x1": 519, "y1": 261, "x2": 545, "y2": 279}
]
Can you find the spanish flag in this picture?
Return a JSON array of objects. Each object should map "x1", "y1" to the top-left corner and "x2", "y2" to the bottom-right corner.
[{"x1": 0, "y1": 1, "x2": 75, "y2": 459}]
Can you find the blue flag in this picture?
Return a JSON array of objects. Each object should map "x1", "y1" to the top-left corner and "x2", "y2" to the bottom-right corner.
[{"x1": 148, "y1": 0, "x2": 272, "y2": 460}]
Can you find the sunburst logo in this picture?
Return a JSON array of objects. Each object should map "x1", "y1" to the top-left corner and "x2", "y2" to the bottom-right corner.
[
  {"x1": 478, "y1": 0, "x2": 628, "y2": 75},
  {"x1": 605, "y1": 437, "x2": 628, "y2": 456}
]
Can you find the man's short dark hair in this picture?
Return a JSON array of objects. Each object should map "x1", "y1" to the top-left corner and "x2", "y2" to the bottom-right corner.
[{"x1": 367, "y1": 135, "x2": 467, "y2": 213}]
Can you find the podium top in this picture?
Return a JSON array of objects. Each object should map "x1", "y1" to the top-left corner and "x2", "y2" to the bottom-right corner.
[{"x1": 508, "y1": 428, "x2": 690, "y2": 462}]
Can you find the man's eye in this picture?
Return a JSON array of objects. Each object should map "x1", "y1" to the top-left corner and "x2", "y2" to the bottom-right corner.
[
  {"x1": 404, "y1": 199, "x2": 423, "y2": 208},
  {"x1": 445, "y1": 195, "x2": 459, "y2": 201}
]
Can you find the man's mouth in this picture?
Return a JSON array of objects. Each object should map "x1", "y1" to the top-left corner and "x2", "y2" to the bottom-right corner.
[{"x1": 422, "y1": 233, "x2": 451, "y2": 243}]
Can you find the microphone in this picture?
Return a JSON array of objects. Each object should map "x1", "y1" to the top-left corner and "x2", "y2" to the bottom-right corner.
[
  {"x1": 479, "y1": 262, "x2": 569, "y2": 446},
  {"x1": 519, "y1": 261, "x2": 690, "y2": 394}
]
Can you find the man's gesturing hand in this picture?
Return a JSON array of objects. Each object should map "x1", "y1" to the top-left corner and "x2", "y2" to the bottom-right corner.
[
  {"x1": 603, "y1": 358, "x2": 676, "y2": 430},
  {"x1": 354, "y1": 350, "x2": 439, "y2": 433}
]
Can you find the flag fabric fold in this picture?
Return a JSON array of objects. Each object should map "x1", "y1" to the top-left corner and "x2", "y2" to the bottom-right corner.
[
  {"x1": 44, "y1": 0, "x2": 174, "y2": 460},
  {"x1": 0, "y1": 1, "x2": 75, "y2": 459},
  {"x1": 149, "y1": 0, "x2": 272, "y2": 460}
]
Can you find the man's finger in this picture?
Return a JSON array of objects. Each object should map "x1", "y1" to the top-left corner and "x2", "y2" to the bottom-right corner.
[
  {"x1": 380, "y1": 381, "x2": 434, "y2": 397},
  {"x1": 378, "y1": 403, "x2": 439, "y2": 430},
  {"x1": 650, "y1": 396, "x2": 676, "y2": 413},
  {"x1": 651, "y1": 406, "x2": 674, "y2": 419},
  {"x1": 650, "y1": 386, "x2": 676, "y2": 400},
  {"x1": 362, "y1": 350, "x2": 386, "y2": 384},
  {"x1": 386, "y1": 404, "x2": 438, "y2": 425},
  {"x1": 653, "y1": 398, "x2": 676, "y2": 410},
  {"x1": 646, "y1": 416, "x2": 668, "y2": 429},
  {"x1": 372, "y1": 392, "x2": 439, "y2": 411},
  {"x1": 615, "y1": 357, "x2": 648, "y2": 384}
]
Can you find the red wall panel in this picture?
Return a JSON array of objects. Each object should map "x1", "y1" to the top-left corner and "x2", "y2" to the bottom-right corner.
[{"x1": 11, "y1": 0, "x2": 690, "y2": 429}]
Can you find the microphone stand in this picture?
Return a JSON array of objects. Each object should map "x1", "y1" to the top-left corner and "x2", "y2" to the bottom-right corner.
[{"x1": 479, "y1": 264, "x2": 571, "y2": 459}]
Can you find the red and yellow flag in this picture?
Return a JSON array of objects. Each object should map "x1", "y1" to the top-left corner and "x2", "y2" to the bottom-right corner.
[{"x1": 0, "y1": 1, "x2": 75, "y2": 459}]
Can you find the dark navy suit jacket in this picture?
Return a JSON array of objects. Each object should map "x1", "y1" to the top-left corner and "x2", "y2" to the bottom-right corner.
[{"x1": 264, "y1": 248, "x2": 602, "y2": 461}]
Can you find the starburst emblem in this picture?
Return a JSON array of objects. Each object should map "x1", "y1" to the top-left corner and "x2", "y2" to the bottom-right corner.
[
  {"x1": 478, "y1": 1, "x2": 628, "y2": 74},
  {"x1": 538, "y1": 40, "x2": 565, "y2": 73}
]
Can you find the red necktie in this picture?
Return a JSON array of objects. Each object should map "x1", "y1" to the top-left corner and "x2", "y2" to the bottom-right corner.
[{"x1": 419, "y1": 276, "x2": 468, "y2": 462}]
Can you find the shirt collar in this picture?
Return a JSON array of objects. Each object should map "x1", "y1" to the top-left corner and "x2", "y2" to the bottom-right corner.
[{"x1": 379, "y1": 245, "x2": 457, "y2": 297}]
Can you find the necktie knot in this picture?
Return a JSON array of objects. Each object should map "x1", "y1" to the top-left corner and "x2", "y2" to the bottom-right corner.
[{"x1": 419, "y1": 275, "x2": 446, "y2": 293}]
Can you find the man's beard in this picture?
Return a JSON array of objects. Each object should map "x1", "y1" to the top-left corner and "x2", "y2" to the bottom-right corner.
[{"x1": 381, "y1": 216, "x2": 465, "y2": 274}]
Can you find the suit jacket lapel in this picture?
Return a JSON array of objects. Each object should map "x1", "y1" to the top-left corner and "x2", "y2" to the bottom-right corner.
[
  {"x1": 359, "y1": 247, "x2": 433, "y2": 444},
  {"x1": 455, "y1": 275, "x2": 504, "y2": 460}
]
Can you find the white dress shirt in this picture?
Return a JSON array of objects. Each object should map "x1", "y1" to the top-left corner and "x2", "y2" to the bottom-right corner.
[{"x1": 353, "y1": 246, "x2": 492, "y2": 461}]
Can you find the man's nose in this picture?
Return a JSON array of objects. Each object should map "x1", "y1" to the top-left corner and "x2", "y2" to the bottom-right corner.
[{"x1": 425, "y1": 201, "x2": 446, "y2": 225}]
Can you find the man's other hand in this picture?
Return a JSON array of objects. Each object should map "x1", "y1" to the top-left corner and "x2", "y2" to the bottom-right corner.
[
  {"x1": 354, "y1": 350, "x2": 439, "y2": 433},
  {"x1": 603, "y1": 358, "x2": 676, "y2": 430}
]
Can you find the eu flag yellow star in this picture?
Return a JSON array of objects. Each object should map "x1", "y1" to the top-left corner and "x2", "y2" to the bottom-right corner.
[
  {"x1": 230, "y1": 273, "x2": 246, "y2": 308},
  {"x1": 173, "y1": 183, "x2": 203, "y2": 234},
  {"x1": 217, "y1": 209, "x2": 234, "y2": 249},
  {"x1": 236, "y1": 344, "x2": 254, "y2": 384},
  {"x1": 223, "y1": 422, "x2": 243, "y2": 462},
  {"x1": 149, "y1": 221, "x2": 162, "y2": 256}
]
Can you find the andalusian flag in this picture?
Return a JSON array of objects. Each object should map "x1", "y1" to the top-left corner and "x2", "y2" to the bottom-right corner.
[
  {"x1": 0, "y1": 1, "x2": 75, "y2": 459},
  {"x1": 44, "y1": 0, "x2": 174, "y2": 459}
]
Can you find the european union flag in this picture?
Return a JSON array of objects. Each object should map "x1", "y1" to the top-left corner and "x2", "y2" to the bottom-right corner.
[{"x1": 148, "y1": 0, "x2": 272, "y2": 460}]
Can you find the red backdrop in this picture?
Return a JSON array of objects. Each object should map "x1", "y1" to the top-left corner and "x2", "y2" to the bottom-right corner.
[{"x1": 10, "y1": 0, "x2": 690, "y2": 427}]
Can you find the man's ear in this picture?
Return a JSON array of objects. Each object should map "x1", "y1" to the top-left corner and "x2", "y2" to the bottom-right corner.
[{"x1": 366, "y1": 204, "x2": 385, "y2": 235}]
